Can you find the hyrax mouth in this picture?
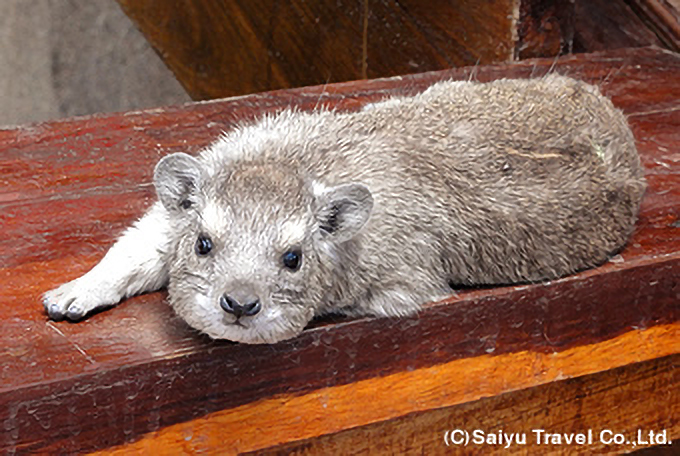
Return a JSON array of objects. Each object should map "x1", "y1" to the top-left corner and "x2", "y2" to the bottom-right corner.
[{"x1": 229, "y1": 319, "x2": 250, "y2": 329}]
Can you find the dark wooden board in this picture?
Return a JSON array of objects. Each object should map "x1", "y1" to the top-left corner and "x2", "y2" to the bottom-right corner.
[
  {"x1": 116, "y1": 0, "x2": 666, "y2": 101},
  {"x1": 115, "y1": 0, "x2": 518, "y2": 100},
  {"x1": 1, "y1": 47, "x2": 679, "y2": 453},
  {"x1": 517, "y1": 0, "x2": 663, "y2": 59}
]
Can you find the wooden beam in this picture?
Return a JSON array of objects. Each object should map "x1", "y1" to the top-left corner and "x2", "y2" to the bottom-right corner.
[
  {"x1": 96, "y1": 330, "x2": 680, "y2": 454},
  {"x1": 251, "y1": 354, "x2": 680, "y2": 455},
  {"x1": 116, "y1": 1, "x2": 666, "y2": 100},
  {"x1": 115, "y1": 0, "x2": 519, "y2": 100}
]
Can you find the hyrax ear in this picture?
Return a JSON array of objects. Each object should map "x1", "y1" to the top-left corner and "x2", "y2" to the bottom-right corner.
[
  {"x1": 153, "y1": 153, "x2": 207, "y2": 212},
  {"x1": 313, "y1": 182, "x2": 373, "y2": 242}
]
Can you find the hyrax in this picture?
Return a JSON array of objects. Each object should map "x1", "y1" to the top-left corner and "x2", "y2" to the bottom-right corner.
[{"x1": 44, "y1": 75, "x2": 646, "y2": 344}]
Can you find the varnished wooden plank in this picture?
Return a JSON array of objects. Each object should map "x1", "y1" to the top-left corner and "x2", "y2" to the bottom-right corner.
[
  {"x1": 4, "y1": 254, "x2": 680, "y2": 452},
  {"x1": 0, "y1": 47, "x2": 678, "y2": 453},
  {"x1": 4, "y1": 258, "x2": 679, "y2": 453},
  {"x1": 2, "y1": 45, "x2": 679, "y2": 381},
  {"x1": 252, "y1": 354, "x2": 679, "y2": 455},
  {"x1": 115, "y1": 0, "x2": 518, "y2": 100}
]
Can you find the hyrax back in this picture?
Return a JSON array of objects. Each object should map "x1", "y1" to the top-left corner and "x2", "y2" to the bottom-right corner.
[
  {"x1": 45, "y1": 74, "x2": 646, "y2": 344},
  {"x1": 348, "y1": 74, "x2": 646, "y2": 287}
]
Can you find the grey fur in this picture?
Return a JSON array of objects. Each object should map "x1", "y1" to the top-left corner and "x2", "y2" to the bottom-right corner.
[{"x1": 44, "y1": 75, "x2": 646, "y2": 344}]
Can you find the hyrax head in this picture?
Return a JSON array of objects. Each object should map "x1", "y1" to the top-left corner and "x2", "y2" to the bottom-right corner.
[{"x1": 153, "y1": 153, "x2": 373, "y2": 343}]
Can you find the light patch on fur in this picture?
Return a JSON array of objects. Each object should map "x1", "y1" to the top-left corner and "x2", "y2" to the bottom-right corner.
[
  {"x1": 43, "y1": 202, "x2": 172, "y2": 319},
  {"x1": 589, "y1": 138, "x2": 607, "y2": 163},
  {"x1": 367, "y1": 288, "x2": 420, "y2": 317},
  {"x1": 200, "y1": 109, "x2": 333, "y2": 173},
  {"x1": 362, "y1": 97, "x2": 404, "y2": 111},
  {"x1": 201, "y1": 202, "x2": 229, "y2": 236},
  {"x1": 311, "y1": 180, "x2": 329, "y2": 198},
  {"x1": 279, "y1": 219, "x2": 307, "y2": 247},
  {"x1": 200, "y1": 124, "x2": 277, "y2": 170},
  {"x1": 263, "y1": 304, "x2": 282, "y2": 321},
  {"x1": 418, "y1": 79, "x2": 469, "y2": 98},
  {"x1": 448, "y1": 121, "x2": 476, "y2": 141}
]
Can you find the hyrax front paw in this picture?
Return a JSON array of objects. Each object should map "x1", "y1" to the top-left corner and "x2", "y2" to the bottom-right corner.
[{"x1": 43, "y1": 278, "x2": 118, "y2": 321}]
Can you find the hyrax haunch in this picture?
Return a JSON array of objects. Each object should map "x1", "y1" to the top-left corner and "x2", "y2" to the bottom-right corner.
[{"x1": 44, "y1": 75, "x2": 646, "y2": 344}]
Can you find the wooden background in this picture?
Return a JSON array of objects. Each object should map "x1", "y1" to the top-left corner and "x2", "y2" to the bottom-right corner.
[{"x1": 115, "y1": 0, "x2": 668, "y2": 100}]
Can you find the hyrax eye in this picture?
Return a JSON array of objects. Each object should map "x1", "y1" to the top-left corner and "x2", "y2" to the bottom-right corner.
[
  {"x1": 195, "y1": 235, "x2": 213, "y2": 256},
  {"x1": 282, "y1": 249, "x2": 302, "y2": 271}
]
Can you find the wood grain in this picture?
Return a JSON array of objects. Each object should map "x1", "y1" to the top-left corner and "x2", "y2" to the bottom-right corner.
[
  {"x1": 0, "y1": 47, "x2": 678, "y2": 453},
  {"x1": 115, "y1": 0, "x2": 518, "y2": 100},
  {"x1": 115, "y1": 0, "x2": 668, "y2": 100},
  {"x1": 253, "y1": 354, "x2": 679, "y2": 455},
  {"x1": 627, "y1": 0, "x2": 680, "y2": 51},
  {"x1": 96, "y1": 325, "x2": 680, "y2": 454}
]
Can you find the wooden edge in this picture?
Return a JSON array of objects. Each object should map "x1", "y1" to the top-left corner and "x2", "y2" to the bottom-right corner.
[
  {"x1": 93, "y1": 322, "x2": 680, "y2": 454},
  {"x1": 253, "y1": 354, "x2": 679, "y2": 455},
  {"x1": 4, "y1": 253, "x2": 678, "y2": 453}
]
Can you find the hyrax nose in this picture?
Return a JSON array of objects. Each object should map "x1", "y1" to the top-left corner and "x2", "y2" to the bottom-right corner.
[{"x1": 220, "y1": 294, "x2": 261, "y2": 318}]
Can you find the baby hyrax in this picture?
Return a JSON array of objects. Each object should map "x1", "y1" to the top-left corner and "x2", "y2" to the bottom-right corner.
[{"x1": 44, "y1": 75, "x2": 646, "y2": 344}]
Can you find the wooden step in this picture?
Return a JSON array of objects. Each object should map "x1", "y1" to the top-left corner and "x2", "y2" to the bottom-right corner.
[{"x1": 0, "y1": 46, "x2": 678, "y2": 454}]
